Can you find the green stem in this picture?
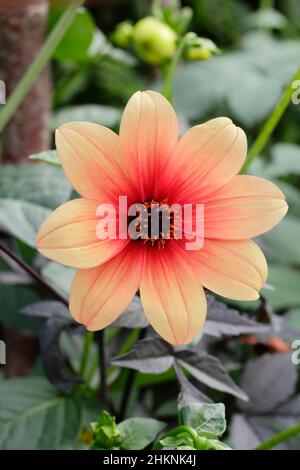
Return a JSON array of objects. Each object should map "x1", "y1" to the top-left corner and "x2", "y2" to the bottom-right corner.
[
  {"x1": 118, "y1": 328, "x2": 146, "y2": 420},
  {"x1": 79, "y1": 331, "x2": 94, "y2": 379},
  {"x1": 162, "y1": 33, "x2": 190, "y2": 103},
  {"x1": 95, "y1": 330, "x2": 108, "y2": 410},
  {"x1": 241, "y1": 66, "x2": 300, "y2": 173},
  {"x1": 0, "y1": 0, "x2": 85, "y2": 134},
  {"x1": 255, "y1": 422, "x2": 300, "y2": 450},
  {"x1": 151, "y1": 0, "x2": 162, "y2": 18},
  {"x1": 85, "y1": 350, "x2": 99, "y2": 386}
]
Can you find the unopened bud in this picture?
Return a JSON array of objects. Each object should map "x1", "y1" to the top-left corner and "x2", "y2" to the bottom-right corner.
[
  {"x1": 185, "y1": 37, "x2": 219, "y2": 61},
  {"x1": 111, "y1": 21, "x2": 134, "y2": 48},
  {"x1": 133, "y1": 17, "x2": 177, "y2": 65}
]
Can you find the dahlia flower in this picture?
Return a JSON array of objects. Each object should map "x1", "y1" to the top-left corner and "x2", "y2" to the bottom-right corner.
[{"x1": 36, "y1": 90, "x2": 287, "y2": 344}]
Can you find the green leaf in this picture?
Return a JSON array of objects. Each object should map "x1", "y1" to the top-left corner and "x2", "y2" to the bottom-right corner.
[
  {"x1": 270, "y1": 143, "x2": 300, "y2": 177},
  {"x1": 0, "y1": 282, "x2": 41, "y2": 331},
  {"x1": 118, "y1": 418, "x2": 166, "y2": 450},
  {"x1": 53, "y1": 64, "x2": 89, "y2": 107},
  {"x1": 42, "y1": 262, "x2": 75, "y2": 300},
  {"x1": 159, "y1": 431, "x2": 195, "y2": 450},
  {"x1": 95, "y1": 57, "x2": 146, "y2": 102},
  {"x1": 226, "y1": 65, "x2": 282, "y2": 127},
  {"x1": 193, "y1": 0, "x2": 248, "y2": 43},
  {"x1": 91, "y1": 411, "x2": 121, "y2": 450},
  {"x1": 262, "y1": 264, "x2": 300, "y2": 309},
  {"x1": 0, "y1": 257, "x2": 41, "y2": 332},
  {"x1": 173, "y1": 60, "x2": 224, "y2": 120},
  {"x1": 0, "y1": 199, "x2": 50, "y2": 248},
  {"x1": 111, "y1": 337, "x2": 174, "y2": 374},
  {"x1": 179, "y1": 403, "x2": 226, "y2": 438},
  {"x1": 174, "y1": 33, "x2": 300, "y2": 126},
  {"x1": 0, "y1": 164, "x2": 71, "y2": 209},
  {"x1": 248, "y1": 8, "x2": 288, "y2": 30},
  {"x1": 29, "y1": 150, "x2": 61, "y2": 167},
  {"x1": 0, "y1": 377, "x2": 82, "y2": 449},
  {"x1": 201, "y1": 438, "x2": 232, "y2": 450},
  {"x1": 286, "y1": 308, "x2": 300, "y2": 332},
  {"x1": 52, "y1": 104, "x2": 121, "y2": 130},
  {"x1": 89, "y1": 29, "x2": 136, "y2": 65},
  {"x1": 0, "y1": 267, "x2": 41, "y2": 333},
  {"x1": 176, "y1": 350, "x2": 248, "y2": 400},
  {"x1": 50, "y1": 6, "x2": 95, "y2": 61},
  {"x1": 261, "y1": 214, "x2": 300, "y2": 265},
  {"x1": 251, "y1": 144, "x2": 300, "y2": 180}
]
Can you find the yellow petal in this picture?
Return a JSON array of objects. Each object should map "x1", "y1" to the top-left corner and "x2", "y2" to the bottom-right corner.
[
  {"x1": 56, "y1": 122, "x2": 130, "y2": 202},
  {"x1": 194, "y1": 239, "x2": 268, "y2": 301},
  {"x1": 165, "y1": 117, "x2": 247, "y2": 203},
  {"x1": 36, "y1": 199, "x2": 126, "y2": 268},
  {"x1": 69, "y1": 243, "x2": 145, "y2": 330},
  {"x1": 203, "y1": 175, "x2": 288, "y2": 239},
  {"x1": 140, "y1": 244, "x2": 207, "y2": 345}
]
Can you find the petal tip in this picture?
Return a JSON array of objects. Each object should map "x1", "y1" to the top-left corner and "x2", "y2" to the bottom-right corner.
[
  {"x1": 252, "y1": 291, "x2": 260, "y2": 301},
  {"x1": 55, "y1": 126, "x2": 66, "y2": 145},
  {"x1": 85, "y1": 321, "x2": 99, "y2": 332}
]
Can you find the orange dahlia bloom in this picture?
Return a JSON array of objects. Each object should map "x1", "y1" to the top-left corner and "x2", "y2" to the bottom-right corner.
[{"x1": 36, "y1": 91, "x2": 288, "y2": 345}]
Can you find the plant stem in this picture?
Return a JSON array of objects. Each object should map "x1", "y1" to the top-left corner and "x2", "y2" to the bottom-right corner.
[
  {"x1": 255, "y1": 422, "x2": 300, "y2": 450},
  {"x1": 95, "y1": 330, "x2": 108, "y2": 410},
  {"x1": 79, "y1": 331, "x2": 94, "y2": 379},
  {"x1": 118, "y1": 328, "x2": 146, "y2": 420},
  {"x1": 0, "y1": 241, "x2": 68, "y2": 306},
  {"x1": 85, "y1": 350, "x2": 99, "y2": 386},
  {"x1": 162, "y1": 33, "x2": 190, "y2": 103},
  {"x1": 151, "y1": 0, "x2": 162, "y2": 18},
  {"x1": 241, "y1": 66, "x2": 300, "y2": 173},
  {"x1": 118, "y1": 369, "x2": 136, "y2": 420},
  {"x1": 0, "y1": 0, "x2": 85, "y2": 134}
]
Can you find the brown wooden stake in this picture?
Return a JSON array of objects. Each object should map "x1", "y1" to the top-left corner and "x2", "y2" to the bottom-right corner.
[
  {"x1": 1, "y1": 0, "x2": 51, "y2": 163},
  {"x1": 0, "y1": 0, "x2": 51, "y2": 376}
]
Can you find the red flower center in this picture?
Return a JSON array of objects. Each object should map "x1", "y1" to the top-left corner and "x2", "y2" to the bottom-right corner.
[{"x1": 129, "y1": 199, "x2": 176, "y2": 249}]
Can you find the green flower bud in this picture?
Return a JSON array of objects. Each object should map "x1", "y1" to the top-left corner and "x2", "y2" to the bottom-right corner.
[
  {"x1": 185, "y1": 47, "x2": 212, "y2": 61},
  {"x1": 185, "y1": 37, "x2": 219, "y2": 61},
  {"x1": 133, "y1": 17, "x2": 177, "y2": 65},
  {"x1": 90, "y1": 411, "x2": 121, "y2": 450},
  {"x1": 111, "y1": 21, "x2": 134, "y2": 48}
]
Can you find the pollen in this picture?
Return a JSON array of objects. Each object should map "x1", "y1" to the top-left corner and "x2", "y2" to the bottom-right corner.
[{"x1": 132, "y1": 199, "x2": 177, "y2": 249}]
